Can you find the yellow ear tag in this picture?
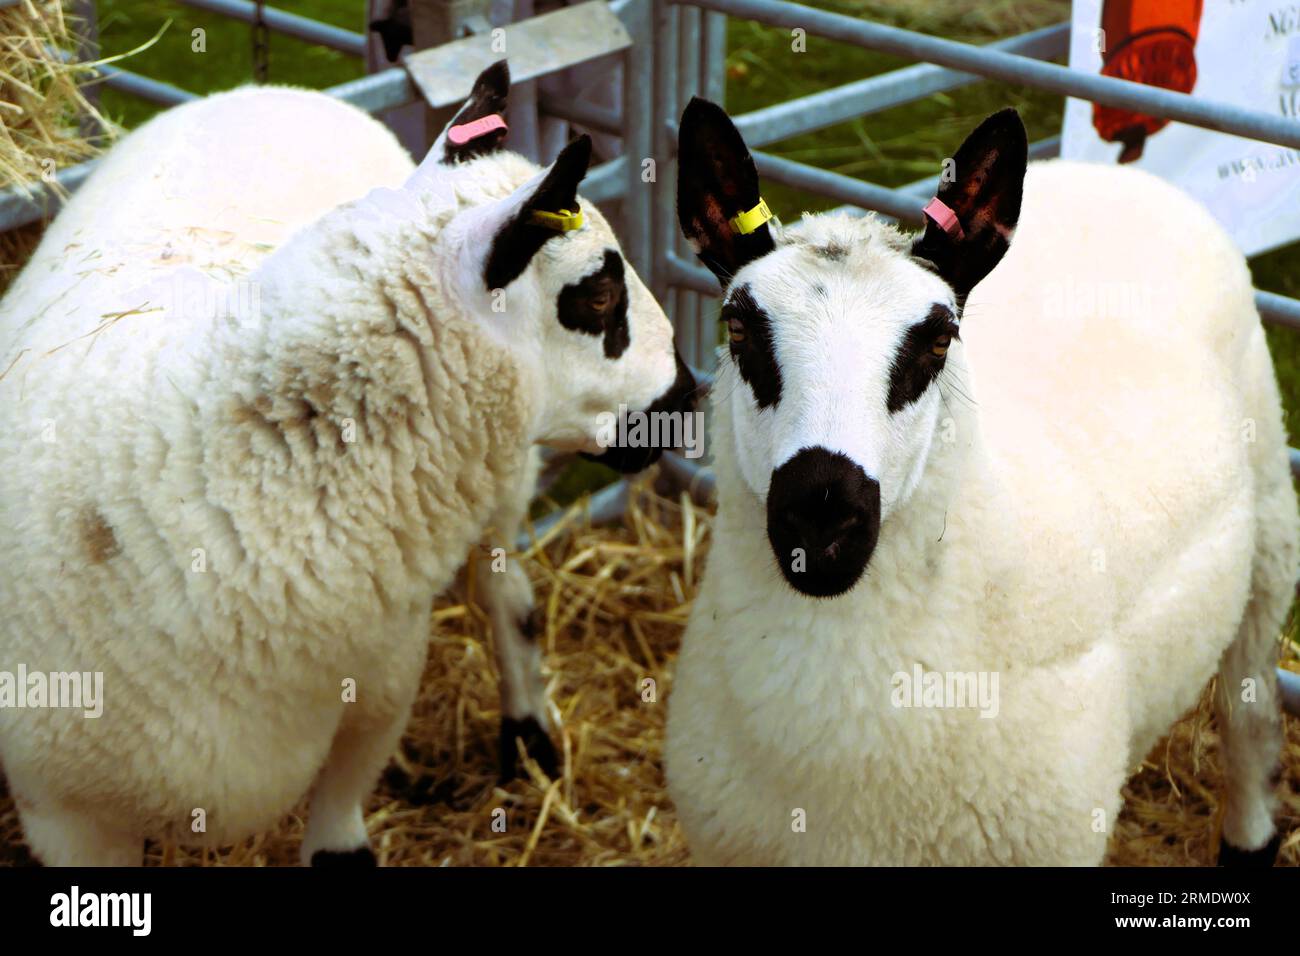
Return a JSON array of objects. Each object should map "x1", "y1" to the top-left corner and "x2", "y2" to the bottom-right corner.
[
  {"x1": 729, "y1": 198, "x2": 772, "y2": 235},
  {"x1": 529, "y1": 207, "x2": 584, "y2": 232}
]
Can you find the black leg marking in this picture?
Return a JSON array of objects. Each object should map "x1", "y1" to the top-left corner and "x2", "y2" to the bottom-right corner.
[
  {"x1": 1217, "y1": 831, "x2": 1281, "y2": 867},
  {"x1": 311, "y1": 846, "x2": 377, "y2": 868},
  {"x1": 10, "y1": 842, "x2": 41, "y2": 867},
  {"x1": 518, "y1": 606, "x2": 545, "y2": 643},
  {"x1": 1268, "y1": 760, "x2": 1283, "y2": 789},
  {"x1": 499, "y1": 716, "x2": 559, "y2": 782}
]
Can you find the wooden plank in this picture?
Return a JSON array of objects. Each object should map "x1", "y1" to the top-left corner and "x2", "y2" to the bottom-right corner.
[{"x1": 403, "y1": 0, "x2": 631, "y2": 111}]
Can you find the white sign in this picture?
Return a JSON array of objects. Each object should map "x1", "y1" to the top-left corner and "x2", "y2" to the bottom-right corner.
[{"x1": 1062, "y1": 0, "x2": 1300, "y2": 255}]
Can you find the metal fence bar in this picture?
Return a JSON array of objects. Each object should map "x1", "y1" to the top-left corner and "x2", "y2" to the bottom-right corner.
[
  {"x1": 619, "y1": 0, "x2": 654, "y2": 276},
  {"x1": 0, "y1": 68, "x2": 418, "y2": 233},
  {"x1": 522, "y1": 479, "x2": 631, "y2": 548},
  {"x1": 700, "y1": 9, "x2": 727, "y2": 103},
  {"x1": 682, "y1": 0, "x2": 1300, "y2": 151},
  {"x1": 582, "y1": 156, "x2": 628, "y2": 204},
  {"x1": 753, "y1": 150, "x2": 923, "y2": 221},
  {"x1": 1255, "y1": 291, "x2": 1300, "y2": 332},
  {"x1": 538, "y1": 16, "x2": 1066, "y2": 153},
  {"x1": 323, "y1": 67, "x2": 418, "y2": 114},
  {"x1": 665, "y1": 249, "x2": 718, "y2": 296},
  {"x1": 0, "y1": 162, "x2": 97, "y2": 232},
  {"x1": 174, "y1": 0, "x2": 368, "y2": 55},
  {"x1": 651, "y1": 0, "x2": 680, "y2": 310},
  {"x1": 96, "y1": 65, "x2": 200, "y2": 106},
  {"x1": 538, "y1": 93, "x2": 622, "y2": 136},
  {"x1": 735, "y1": 23, "x2": 1069, "y2": 149},
  {"x1": 676, "y1": 2, "x2": 703, "y2": 367},
  {"x1": 621, "y1": 0, "x2": 655, "y2": 277}
]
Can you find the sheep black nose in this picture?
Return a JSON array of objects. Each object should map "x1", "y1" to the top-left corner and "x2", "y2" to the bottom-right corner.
[
  {"x1": 583, "y1": 351, "x2": 698, "y2": 474},
  {"x1": 766, "y1": 447, "x2": 880, "y2": 598}
]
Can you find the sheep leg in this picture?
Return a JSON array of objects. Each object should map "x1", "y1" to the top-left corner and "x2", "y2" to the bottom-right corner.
[
  {"x1": 17, "y1": 802, "x2": 141, "y2": 866},
  {"x1": 476, "y1": 454, "x2": 558, "y2": 781},
  {"x1": 1215, "y1": 470, "x2": 1296, "y2": 866},
  {"x1": 301, "y1": 711, "x2": 410, "y2": 867}
]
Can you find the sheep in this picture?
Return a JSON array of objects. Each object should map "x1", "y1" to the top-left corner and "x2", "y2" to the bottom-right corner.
[
  {"x1": 664, "y1": 98, "x2": 1299, "y2": 866},
  {"x1": 0, "y1": 62, "x2": 694, "y2": 866}
]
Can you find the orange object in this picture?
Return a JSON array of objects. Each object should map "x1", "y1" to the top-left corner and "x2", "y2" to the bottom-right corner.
[{"x1": 1093, "y1": 0, "x2": 1204, "y2": 163}]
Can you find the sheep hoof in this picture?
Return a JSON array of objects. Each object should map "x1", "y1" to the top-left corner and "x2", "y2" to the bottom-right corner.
[
  {"x1": 1217, "y1": 832, "x2": 1281, "y2": 867},
  {"x1": 310, "y1": 846, "x2": 377, "y2": 868},
  {"x1": 498, "y1": 716, "x2": 559, "y2": 782}
]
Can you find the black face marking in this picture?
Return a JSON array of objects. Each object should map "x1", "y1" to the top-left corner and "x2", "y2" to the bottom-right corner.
[
  {"x1": 440, "y1": 60, "x2": 510, "y2": 164},
  {"x1": 583, "y1": 351, "x2": 697, "y2": 473},
  {"x1": 723, "y1": 284, "x2": 782, "y2": 409},
  {"x1": 557, "y1": 250, "x2": 629, "y2": 359},
  {"x1": 814, "y1": 242, "x2": 848, "y2": 261},
  {"x1": 886, "y1": 303, "x2": 959, "y2": 414},
  {"x1": 483, "y1": 135, "x2": 592, "y2": 292},
  {"x1": 767, "y1": 447, "x2": 881, "y2": 598}
]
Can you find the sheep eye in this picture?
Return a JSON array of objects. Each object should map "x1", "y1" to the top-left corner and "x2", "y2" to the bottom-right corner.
[
  {"x1": 589, "y1": 289, "x2": 613, "y2": 313},
  {"x1": 932, "y1": 335, "x2": 950, "y2": 358},
  {"x1": 727, "y1": 317, "x2": 745, "y2": 344}
]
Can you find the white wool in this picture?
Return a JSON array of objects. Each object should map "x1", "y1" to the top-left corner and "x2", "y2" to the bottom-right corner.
[
  {"x1": 665, "y1": 160, "x2": 1299, "y2": 865},
  {"x1": 0, "y1": 86, "x2": 675, "y2": 864}
]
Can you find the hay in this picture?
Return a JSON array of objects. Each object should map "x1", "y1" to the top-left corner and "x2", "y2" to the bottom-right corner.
[
  {"x1": 0, "y1": 478, "x2": 1296, "y2": 865},
  {"x1": 0, "y1": 0, "x2": 111, "y2": 295},
  {"x1": 0, "y1": 1, "x2": 107, "y2": 190}
]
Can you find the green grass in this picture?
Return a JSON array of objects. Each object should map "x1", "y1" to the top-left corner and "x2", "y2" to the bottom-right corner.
[
  {"x1": 92, "y1": 0, "x2": 1299, "y2": 487},
  {"x1": 94, "y1": 0, "x2": 365, "y2": 129}
]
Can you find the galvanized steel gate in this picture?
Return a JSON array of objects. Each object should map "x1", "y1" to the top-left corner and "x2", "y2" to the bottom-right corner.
[
  {"x1": 626, "y1": 0, "x2": 1300, "y2": 488},
  {"x1": 3, "y1": 0, "x2": 1300, "y2": 489}
]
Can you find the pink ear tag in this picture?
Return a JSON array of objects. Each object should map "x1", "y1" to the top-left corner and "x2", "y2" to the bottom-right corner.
[
  {"x1": 447, "y1": 114, "x2": 508, "y2": 146},
  {"x1": 922, "y1": 197, "x2": 964, "y2": 240}
]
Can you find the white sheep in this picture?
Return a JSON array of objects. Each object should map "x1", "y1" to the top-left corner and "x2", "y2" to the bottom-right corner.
[
  {"x1": 0, "y1": 62, "x2": 693, "y2": 866},
  {"x1": 665, "y1": 99, "x2": 1298, "y2": 866}
]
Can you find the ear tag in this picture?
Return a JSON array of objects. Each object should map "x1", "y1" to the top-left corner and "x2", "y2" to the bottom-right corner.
[
  {"x1": 529, "y1": 207, "x2": 585, "y2": 232},
  {"x1": 922, "y1": 197, "x2": 965, "y2": 240},
  {"x1": 729, "y1": 198, "x2": 772, "y2": 235},
  {"x1": 447, "y1": 114, "x2": 508, "y2": 146}
]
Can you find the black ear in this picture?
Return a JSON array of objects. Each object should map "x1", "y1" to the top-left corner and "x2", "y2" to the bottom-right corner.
[
  {"x1": 484, "y1": 134, "x2": 592, "y2": 291},
  {"x1": 368, "y1": 0, "x2": 412, "y2": 63},
  {"x1": 677, "y1": 97, "x2": 776, "y2": 288},
  {"x1": 911, "y1": 109, "x2": 1027, "y2": 304},
  {"x1": 438, "y1": 60, "x2": 511, "y2": 164}
]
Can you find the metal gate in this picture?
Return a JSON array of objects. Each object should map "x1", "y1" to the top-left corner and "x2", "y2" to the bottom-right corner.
[
  {"x1": 2, "y1": 0, "x2": 1299, "y2": 486},
  {"x1": 626, "y1": 0, "x2": 1300, "y2": 488}
]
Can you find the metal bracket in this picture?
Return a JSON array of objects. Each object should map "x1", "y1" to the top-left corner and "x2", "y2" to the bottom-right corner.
[{"x1": 403, "y1": 0, "x2": 631, "y2": 111}]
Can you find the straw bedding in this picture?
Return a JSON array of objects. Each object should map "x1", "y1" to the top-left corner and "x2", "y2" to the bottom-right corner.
[
  {"x1": 0, "y1": 0, "x2": 107, "y2": 294},
  {"x1": 0, "y1": 478, "x2": 1296, "y2": 866}
]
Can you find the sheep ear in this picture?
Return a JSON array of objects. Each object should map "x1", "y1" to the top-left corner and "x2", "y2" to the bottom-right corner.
[
  {"x1": 676, "y1": 97, "x2": 775, "y2": 288},
  {"x1": 368, "y1": 1, "x2": 413, "y2": 63},
  {"x1": 483, "y1": 134, "x2": 592, "y2": 291},
  {"x1": 911, "y1": 108, "x2": 1027, "y2": 304},
  {"x1": 431, "y1": 60, "x2": 511, "y2": 165}
]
